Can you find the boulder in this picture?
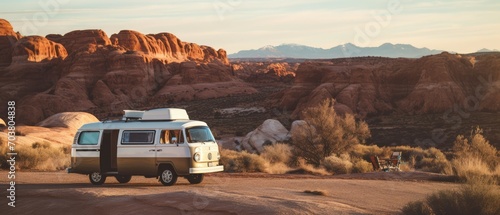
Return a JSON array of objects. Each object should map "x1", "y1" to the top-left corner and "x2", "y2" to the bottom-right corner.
[
  {"x1": 37, "y1": 112, "x2": 99, "y2": 133},
  {"x1": 241, "y1": 119, "x2": 290, "y2": 153}
]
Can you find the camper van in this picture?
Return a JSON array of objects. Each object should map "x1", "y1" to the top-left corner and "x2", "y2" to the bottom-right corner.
[{"x1": 67, "y1": 108, "x2": 223, "y2": 186}]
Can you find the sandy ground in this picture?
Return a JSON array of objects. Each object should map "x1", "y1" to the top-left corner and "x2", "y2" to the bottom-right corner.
[{"x1": 0, "y1": 171, "x2": 460, "y2": 215}]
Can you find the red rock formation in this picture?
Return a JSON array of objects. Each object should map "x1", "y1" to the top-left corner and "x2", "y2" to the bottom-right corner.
[
  {"x1": 50, "y1": 30, "x2": 111, "y2": 54},
  {"x1": 281, "y1": 53, "x2": 500, "y2": 118},
  {"x1": 11, "y1": 36, "x2": 67, "y2": 63},
  {"x1": 0, "y1": 19, "x2": 21, "y2": 67},
  {"x1": 231, "y1": 61, "x2": 298, "y2": 82},
  {"x1": 111, "y1": 30, "x2": 229, "y2": 64}
]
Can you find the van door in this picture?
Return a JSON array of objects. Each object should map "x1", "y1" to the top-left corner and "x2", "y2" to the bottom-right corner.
[
  {"x1": 156, "y1": 129, "x2": 191, "y2": 175},
  {"x1": 100, "y1": 130, "x2": 119, "y2": 173},
  {"x1": 117, "y1": 130, "x2": 157, "y2": 176},
  {"x1": 71, "y1": 131, "x2": 101, "y2": 174}
]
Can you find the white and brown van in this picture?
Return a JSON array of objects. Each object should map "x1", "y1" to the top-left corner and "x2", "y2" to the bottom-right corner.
[{"x1": 67, "y1": 108, "x2": 223, "y2": 186}]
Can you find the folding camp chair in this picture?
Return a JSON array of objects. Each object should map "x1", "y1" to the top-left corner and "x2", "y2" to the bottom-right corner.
[
  {"x1": 389, "y1": 152, "x2": 402, "y2": 171},
  {"x1": 370, "y1": 155, "x2": 390, "y2": 172}
]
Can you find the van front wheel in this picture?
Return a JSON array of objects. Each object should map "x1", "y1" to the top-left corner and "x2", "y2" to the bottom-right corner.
[
  {"x1": 89, "y1": 172, "x2": 106, "y2": 185},
  {"x1": 159, "y1": 167, "x2": 177, "y2": 186},
  {"x1": 187, "y1": 174, "x2": 204, "y2": 184}
]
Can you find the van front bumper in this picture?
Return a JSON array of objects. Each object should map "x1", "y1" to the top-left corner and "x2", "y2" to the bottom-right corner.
[{"x1": 189, "y1": 165, "x2": 224, "y2": 174}]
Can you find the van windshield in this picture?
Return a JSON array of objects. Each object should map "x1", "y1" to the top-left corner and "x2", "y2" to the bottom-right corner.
[{"x1": 186, "y1": 126, "x2": 215, "y2": 143}]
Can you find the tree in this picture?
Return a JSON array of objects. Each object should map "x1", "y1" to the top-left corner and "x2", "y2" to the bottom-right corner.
[{"x1": 291, "y1": 99, "x2": 371, "y2": 166}]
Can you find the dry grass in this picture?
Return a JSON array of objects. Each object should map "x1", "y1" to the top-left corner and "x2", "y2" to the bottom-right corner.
[
  {"x1": 260, "y1": 143, "x2": 292, "y2": 164},
  {"x1": 322, "y1": 154, "x2": 353, "y2": 174},
  {"x1": 402, "y1": 179, "x2": 500, "y2": 215},
  {"x1": 219, "y1": 149, "x2": 269, "y2": 173},
  {"x1": 352, "y1": 145, "x2": 453, "y2": 174},
  {"x1": 0, "y1": 137, "x2": 70, "y2": 171},
  {"x1": 451, "y1": 128, "x2": 499, "y2": 183}
]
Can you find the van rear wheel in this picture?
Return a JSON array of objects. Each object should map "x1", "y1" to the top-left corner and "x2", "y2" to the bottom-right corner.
[
  {"x1": 89, "y1": 172, "x2": 106, "y2": 185},
  {"x1": 159, "y1": 167, "x2": 177, "y2": 186},
  {"x1": 115, "y1": 175, "x2": 132, "y2": 183},
  {"x1": 187, "y1": 174, "x2": 204, "y2": 184}
]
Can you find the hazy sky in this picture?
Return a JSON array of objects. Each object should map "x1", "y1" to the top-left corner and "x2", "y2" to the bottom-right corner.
[{"x1": 2, "y1": 0, "x2": 499, "y2": 53}]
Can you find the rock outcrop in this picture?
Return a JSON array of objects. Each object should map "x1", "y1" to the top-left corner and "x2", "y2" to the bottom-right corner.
[
  {"x1": 241, "y1": 119, "x2": 290, "y2": 153},
  {"x1": 280, "y1": 53, "x2": 500, "y2": 118},
  {"x1": 110, "y1": 30, "x2": 229, "y2": 64},
  {"x1": 231, "y1": 61, "x2": 298, "y2": 82},
  {"x1": 0, "y1": 19, "x2": 250, "y2": 124},
  {"x1": 48, "y1": 29, "x2": 111, "y2": 54},
  {"x1": 11, "y1": 36, "x2": 67, "y2": 63},
  {"x1": 37, "y1": 112, "x2": 99, "y2": 133},
  {"x1": 0, "y1": 19, "x2": 21, "y2": 67}
]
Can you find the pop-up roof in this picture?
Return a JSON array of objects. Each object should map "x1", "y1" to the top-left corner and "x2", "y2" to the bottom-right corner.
[{"x1": 122, "y1": 108, "x2": 190, "y2": 121}]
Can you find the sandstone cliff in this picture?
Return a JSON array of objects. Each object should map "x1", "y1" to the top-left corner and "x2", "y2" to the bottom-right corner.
[
  {"x1": 280, "y1": 53, "x2": 500, "y2": 118},
  {"x1": 0, "y1": 19, "x2": 251, "y2": 125}
]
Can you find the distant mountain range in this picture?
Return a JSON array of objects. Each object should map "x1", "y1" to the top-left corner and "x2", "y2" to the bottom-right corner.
[
  {"x1": 477, "y1": 48, "x2": 499, "y2": 52},
  {"x1": 229, "y1": 43, "x2": 445, "y2": 59}
]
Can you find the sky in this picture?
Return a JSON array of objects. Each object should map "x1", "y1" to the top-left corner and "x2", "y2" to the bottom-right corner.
[{"x1": 1, "y1": 0, "x2": 499, "y2": 54}]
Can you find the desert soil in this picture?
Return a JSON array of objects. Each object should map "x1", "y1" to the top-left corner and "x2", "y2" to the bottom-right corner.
[{"x1": 0, "y1": 171, "x2": 459, "y2": 215}]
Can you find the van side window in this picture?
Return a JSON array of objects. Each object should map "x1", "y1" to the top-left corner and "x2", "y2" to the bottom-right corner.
[
  {"x1": 160, "y1": 130, "x2": 184, "y2": 144},
  {"x1": 122, "y1": 130, "x2": 155, "y2": 145},
  {"x1": 78, "y1": 131, "x2": 100, "y2": 145}
]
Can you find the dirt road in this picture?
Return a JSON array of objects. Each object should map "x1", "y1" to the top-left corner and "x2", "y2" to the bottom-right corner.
[{"x1": 1, "y1": 171, "x2": 459, "y2": 215}]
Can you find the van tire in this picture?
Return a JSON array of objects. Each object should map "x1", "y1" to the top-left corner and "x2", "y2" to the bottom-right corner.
[
  {"x1": 187, "y1": 174, "x2": 204, "y2": 184},
  {"x1": 89, "y1": 172, "x2": 106, "y2": 185},
  {"x1": 115, "y1": 175, "x2": 132, "y2": 183},
  {"x1": 159, "y1": 166, "x2": 177, "y2": 186}
]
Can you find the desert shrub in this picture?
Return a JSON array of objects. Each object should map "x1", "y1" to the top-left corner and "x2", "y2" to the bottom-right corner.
[
  {"x1": 351, "y1": 144, "x2": 452, "y2": 174},
  {"x1": 294, "y1": 159, "x2": 330, "y2": 176},
  {"x1": 351, "y1": 157, "x2": 373, "y2": 173},
  {"x1": 219, "y1": 149, "x2": 268, "y2": 173},
  {"x1": 402, "y1": 180, "x2": 500, "y2": 215},
  {"x1": 260, "y1": 143, "x2": 292, "y2": 164},
  {"x1": 16, "y1": 142, "x2": 70, "y2": 171},
  {"x1": 351, "y1": 144, "x2": 385, "y2": 161},
  {"x1": 291, "y1": 99, "x2": 370, "y2": 166},
  {"x1": 322, "y1": 154, "x2": 353, "y2": 174},
  {"x1": 452, "y1": 157, "x2": 496, "y2": 183},
  {"x1": 452, "y1": 128, "x2": 499, "y2": 182}
]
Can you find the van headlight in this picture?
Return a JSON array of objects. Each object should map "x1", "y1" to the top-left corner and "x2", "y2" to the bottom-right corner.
[{"x1": 194, "y1": 153, "x2": 201, "y2": 162}]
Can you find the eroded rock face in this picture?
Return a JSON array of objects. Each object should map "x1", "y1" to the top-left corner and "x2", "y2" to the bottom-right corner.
[
  {"x1": 110, "y1": 30, "x2": 229, "y2": 64},
  {"x1": 241, "y1": 119, "x2": 290, "y2": 153},
  {"x1": 281, "y1": 53, "x2": 500, "y2": 118},
  {"x1": 0, "y1": 19, "x2": 21, "y2": 67},
  {"x1": 231, "y1": 61, "x2": 298, "y2": 83},
  {"x1": 1, "y1": 19, "x2": 237, "y2": 125},
  {"x1": 51, "y1": 30, "x2": 111, "y2": 54},
  {"x1": 11, "y1": 36, "x2": 68, "y2": 63}
]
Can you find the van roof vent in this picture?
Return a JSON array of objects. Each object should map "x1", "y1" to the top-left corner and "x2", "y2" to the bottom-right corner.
[
  {"x1": 122, "y1": 108, "x2": 190, "y2": 121},
  {"x1": 122, "y1": 110, "x2": 145, "y2": 121}
]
